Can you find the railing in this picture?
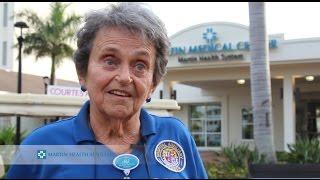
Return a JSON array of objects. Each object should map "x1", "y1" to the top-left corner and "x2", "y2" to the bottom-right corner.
[{"x1": 0, "y1": 93, "x2": 180, "y2": 117}]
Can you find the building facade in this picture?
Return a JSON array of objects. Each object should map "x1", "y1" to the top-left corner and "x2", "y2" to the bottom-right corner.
[
  {"x1": 152, "y1": 22, "x2": 320, "y2": 152},
  {"x1": 0, "y1": 2, "x2": 14, "y2": 70}
]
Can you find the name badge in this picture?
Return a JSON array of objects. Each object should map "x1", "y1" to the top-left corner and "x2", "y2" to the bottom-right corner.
[{"x1": 113, "y1": 154, "x2": 139, "y2": 177}]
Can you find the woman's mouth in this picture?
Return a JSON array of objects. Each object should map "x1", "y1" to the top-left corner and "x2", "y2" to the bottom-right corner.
[{"x1": 108, "y1": 90, "x2": 132, "y2": 97}]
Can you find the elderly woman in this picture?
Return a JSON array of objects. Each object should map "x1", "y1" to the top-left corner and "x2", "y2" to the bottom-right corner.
[{"x1": 7, "y1": 2, "x2": 207, "y2": 179}]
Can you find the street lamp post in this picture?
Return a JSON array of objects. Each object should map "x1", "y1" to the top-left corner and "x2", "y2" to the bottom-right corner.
[
  {"x1": 43, "y1": 76, "x2": 50, "y2": 125},
  {"x1": 14, "y1": 21, "x2": 28, "y2": 145},
  {"x1": 43, "y1": 76, "x2": 49, "y2": 94}
]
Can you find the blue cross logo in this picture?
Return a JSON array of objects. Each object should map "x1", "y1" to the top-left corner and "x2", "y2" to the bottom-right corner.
[
  {"x1": 37, "y1": 150, "x2": 46, "y2": 159},
  {"x1": 203, "y1": 28, "x2": 217, "y2": 44}
]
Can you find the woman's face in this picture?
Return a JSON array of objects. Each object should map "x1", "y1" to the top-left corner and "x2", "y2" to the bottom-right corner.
[{"x1": 80, "y1": 26, "x2": 156, "y2": 119}]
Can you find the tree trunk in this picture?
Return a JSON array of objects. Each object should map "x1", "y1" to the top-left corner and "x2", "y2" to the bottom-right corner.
[
  {"x1": 248, "y1": 2, "x2": 277, "y2": 163},
  {"x1": 50, "y1": 55, "x2": 56, "y2": 85}
]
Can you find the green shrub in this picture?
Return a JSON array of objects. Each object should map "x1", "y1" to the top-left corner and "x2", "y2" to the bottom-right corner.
[
  {"x1": 248, "y1": 147, "x2": 266, "y2": 165},
  {"x1": 0, "y1": 126, "x2": 28, "y2": 179},
  {"x1": 0, "y1": 126, "x2": 27, "y2": 145},
  {"x1": 222, "y1": 143, "x2": 250, "y2": 168},
  {"x1": 206, "y1": 138, "x2": 320, "y2": 178},
  {"x1": 287, "y1": 138, "x2": 320, "y2": 164},
  {"x1": 0, "y1": 127, "x2": 15, "y2": 145},
  {"x1": 206, "y1": 162, "x2": 247, "y2": 179},
  {"x1": 206, "y1": 143, "x2": 266, "y2": 179},
  {"x1": 222, "y1": 143, "x2": 265, "y2": 167},
  {"x1": 276, "y1": 151, "x2": 290, "y2": 163}
]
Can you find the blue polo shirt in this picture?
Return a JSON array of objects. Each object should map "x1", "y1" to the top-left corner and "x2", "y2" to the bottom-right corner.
[{"x1": 6, "y1": 101, "x2": 208, "y2": 179}]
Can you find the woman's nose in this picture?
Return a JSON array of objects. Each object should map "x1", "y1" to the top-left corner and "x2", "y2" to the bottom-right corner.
[{"x1": 115, "y1": 65, "x2": 133, "y2": 84}]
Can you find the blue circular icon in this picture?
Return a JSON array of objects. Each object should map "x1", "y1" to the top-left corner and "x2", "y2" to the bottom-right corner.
[{"x1": 113, "y1": 154, "x2": 139, "y2": 171}]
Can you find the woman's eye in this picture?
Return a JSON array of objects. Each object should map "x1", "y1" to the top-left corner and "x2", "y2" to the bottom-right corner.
[
  {"x1": 104, "y1": 57, "x2": 117, "y2": 66},
  {"x1": 135, "y1": 62, "x2": 146, "y2": 72},
  {"x1": 101, "y1": 57, "x2": 118, "y2": 70},
  {"x1": 106, "y1": 59, "x2": 114, "y2": 65}
]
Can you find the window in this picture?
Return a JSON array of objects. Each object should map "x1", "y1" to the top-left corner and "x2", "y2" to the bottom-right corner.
[
  {"x1": 189, "y1": 103, "x2": 221, "y2": 147},
  {"x1": 242, "y1": 107, "x2": 253, "y2": 139},
  {"x1": 3, "y1": 3, "x2": 8, "y2": 27},
  {"x1": 2, "y1": 41, "x2": 7, "y2": 66}
]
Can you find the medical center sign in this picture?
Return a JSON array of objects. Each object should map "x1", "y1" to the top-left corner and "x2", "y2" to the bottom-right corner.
[{"x1": 170, "y1": 27, "x2": 278, "y2": 63}]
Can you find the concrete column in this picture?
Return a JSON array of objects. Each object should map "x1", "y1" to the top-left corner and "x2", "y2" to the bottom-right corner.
[
  {"x1": 283, "y1": 75, "x2": 296, "y2": 151},
  {"x1": 162, "y1": 79, "x2": 172, "y2": 99}
]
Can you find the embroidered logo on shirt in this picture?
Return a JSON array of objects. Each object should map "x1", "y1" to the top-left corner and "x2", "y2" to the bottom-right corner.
[{"x1": 154, "y1": 140, "x2": 186, "y2": 172}]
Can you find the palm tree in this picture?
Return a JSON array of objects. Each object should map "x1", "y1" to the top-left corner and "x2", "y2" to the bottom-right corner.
[
  {"x1": 248, "y1": 2, "x2": 277, "y2": 163},
  {"x1": 16, "y1": 2, "x2": 81, "y2": 85}
]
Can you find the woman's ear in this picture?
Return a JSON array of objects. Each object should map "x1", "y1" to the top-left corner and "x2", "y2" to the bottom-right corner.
[
  {"x1": 78, "y1": 73, "x2": 86, "y2": 88},
  {"x1": 148, "y1": 85, "x2": 156, "y2": 98},
  {"x1": 79, "y1": 76, "x2": 87, "y2": 92}
]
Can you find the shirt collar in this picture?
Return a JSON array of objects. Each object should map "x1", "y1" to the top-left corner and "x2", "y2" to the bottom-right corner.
[
  {"x1": 73, "y1": 100, "x2": 96, "y2": 143},
  {"x1": 73, "y1": 101, "x2": 157, "y2": 144},
  {"x1": 140, "y1": 108, "x2": 157, "y2": 138}
]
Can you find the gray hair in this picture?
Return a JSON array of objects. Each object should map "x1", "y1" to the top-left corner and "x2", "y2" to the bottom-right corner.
[{"x1": 74, "y1": 2, "x2": 170, "y2": 86}]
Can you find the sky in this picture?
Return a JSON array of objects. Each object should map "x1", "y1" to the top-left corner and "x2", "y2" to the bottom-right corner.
[{"x1": 13, "y1": 2, "x2": 320, "y2": 82}]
